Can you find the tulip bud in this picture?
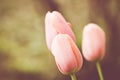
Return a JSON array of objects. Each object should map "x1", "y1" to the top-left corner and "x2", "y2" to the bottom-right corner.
[
  {"x1": 82, "y1": 23, "x2": 106, "y2": 62},
  {"x1": 51, "y1": 34, "x2": 83, "y2": 75},
  {"x1": 45, "y1": 11, "x2": 75, "y2": 50}
]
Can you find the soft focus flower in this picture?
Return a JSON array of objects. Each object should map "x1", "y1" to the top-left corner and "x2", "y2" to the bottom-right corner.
[
  {"x1": 82, "y1": 23, "x2": 106, "y2": 62},
  {"x1": 51, "y1": 34, "x2": 83, "y2": 75},
  {"x1": 45, "y1": 11, "x2": 75, "y2": 50}
]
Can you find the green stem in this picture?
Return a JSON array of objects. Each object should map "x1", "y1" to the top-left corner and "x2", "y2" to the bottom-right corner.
[
  {"x1": 70, "y1": 73, "x2": 77, "y2": 80},
  {"x1": 96, "y1": 62, "x2": 104, "y2": 80}
]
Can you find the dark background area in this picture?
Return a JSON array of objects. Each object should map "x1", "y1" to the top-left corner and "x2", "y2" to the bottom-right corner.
[{"x1": 0, "y1": 0, "x2": 120, "y2": 80}]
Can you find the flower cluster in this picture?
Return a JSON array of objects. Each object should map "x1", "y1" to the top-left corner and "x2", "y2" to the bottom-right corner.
[
  {"x1": 45, "y1": 11, "x2": 106, "y2": 78},
  {"x1": 45, "y1": 11, "x2": 83, "y2": 75}
]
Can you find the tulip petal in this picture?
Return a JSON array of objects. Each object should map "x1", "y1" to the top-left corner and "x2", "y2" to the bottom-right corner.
[
  {"x1": 45, "y1": 11, "x2": 75, "y2": 50},
  {"x1": 50, "y1": 11, "x2": 75, "y2": 41},
  {"x1": 51, "y1": 34, "x2": 83, "y2": 74},
  {"x1": 82, "y1": 23, "x2": 105, "y2": 61},
  {"x1": 45, "y1": 11, "x2": 58, "y2": 50}
]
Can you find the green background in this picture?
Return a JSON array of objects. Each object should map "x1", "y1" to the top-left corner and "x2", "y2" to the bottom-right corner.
[{"x1": 0, "y1": 0, "x2": 120, "y2": 80}]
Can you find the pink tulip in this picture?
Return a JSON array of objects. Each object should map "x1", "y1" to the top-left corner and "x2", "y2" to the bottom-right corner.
[
  {"x1": 82, "y1": 23, "x2": 106, "y2": 62},
  {"x1": 51, "y1": 34, "x2": 83, "y2": 74},
  {"x1": 45, "y1": 11, "x2": 75, "y2": 50}
]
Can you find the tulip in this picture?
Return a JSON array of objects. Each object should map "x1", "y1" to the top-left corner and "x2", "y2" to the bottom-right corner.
[
  {"x1": 51, "y1": 34, "x2": 83, "y2": 75},
  {"x1": 82, "y1": 23, "x2": 106, "y2": 62},
  {"x1": 45, "y1": 11, "x2": 75, "y2": 50}
]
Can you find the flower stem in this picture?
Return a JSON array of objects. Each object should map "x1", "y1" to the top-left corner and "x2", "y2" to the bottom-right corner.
[
  {"x1": 70, "y1": 73, "x2": 77, "y2": 80},
  {"x1": 96, "y1": 62, "x2": 104, "y2": 80}
]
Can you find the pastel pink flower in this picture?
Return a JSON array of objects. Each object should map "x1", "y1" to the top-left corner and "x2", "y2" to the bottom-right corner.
[
  {"x1": 45, "y1": 11, "x2": 75, "y2": 50},
  {"x1": 82, "y1": 23, "x2": 106, "y2": 62},
  {"x1": 51, "y1": 34, "x2": 83, "y2": 75}
]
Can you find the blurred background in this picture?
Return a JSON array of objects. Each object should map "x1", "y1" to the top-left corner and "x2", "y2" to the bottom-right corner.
[{"x1": 0, "y1": 0, "x2": 120, "y2": 80}]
